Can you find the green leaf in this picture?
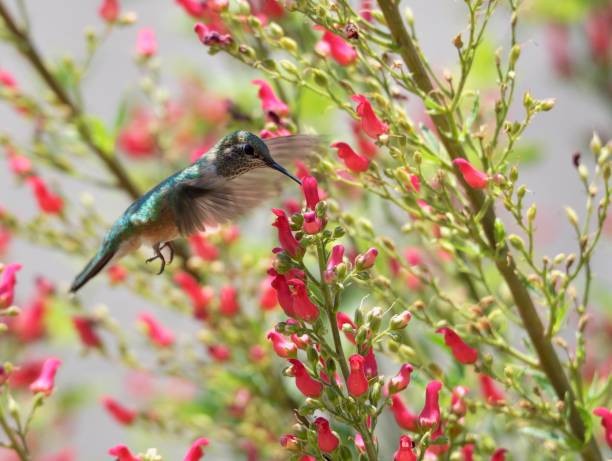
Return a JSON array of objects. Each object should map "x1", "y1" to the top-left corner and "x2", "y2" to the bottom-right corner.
[
  {"x1": 86, "y1": 116, "x2": 115, "y2": 154},
  {"x1": 44, "y1": 298, "x2": 77, "y2": 344}
]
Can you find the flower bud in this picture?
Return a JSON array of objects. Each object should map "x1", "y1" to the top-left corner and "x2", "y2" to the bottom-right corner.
[{"x1": 390, "y1": 310, "x2": 412, "y2": 330}]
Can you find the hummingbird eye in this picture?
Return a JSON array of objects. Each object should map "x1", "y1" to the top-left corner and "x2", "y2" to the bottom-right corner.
[{"x1": 242, "y1": 144, "x2": 255, "y2": 156}]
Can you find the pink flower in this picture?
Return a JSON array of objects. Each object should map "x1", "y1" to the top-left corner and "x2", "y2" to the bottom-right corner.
[
  {"x1": 219, "y1": 285, "x2": 240, "y2": 316},
  {"x1": 352, "y1": 94, "x2": 388, "y2": 138},
  {"x1": 347, "y1": 354, "x2": 368, "y2": 397},
  {"x1": 107, "y1": 265, "x2": 127, "y2": 284},
  {"x1": 451, "y1": 386, "x2": 469, "y2": 416},
  {"x1": 331, "y1": 142, "x2": 370, "y2": 173},
  {"x1": 287, "y1": 278, "x2": 319, "y2": 322},
  {"x1": 208, "y1": 344, "x2": 231, "y2": 362},
  {"x1": 12, "y1": 294, "x2": 47, "y2": 342},
  {"x1": 461, "y1": 444, "x2": 475, "y2": 461},
  {"x1": 7, "y1": 151, "x2": 32, "y2": 176},
  {"x1": 280, "y1": 434, "x2": 299, "y2": 451},
  {"x1": 0, "y1": 226, "x2": 11, "y2": 257},
  {"x1": 388, "y1": 363, "x2": 414, "y2": 394},
  {"x1": 269, "y1": 269, "x2": 295, "y2": 317},
  {"x1": 302, "y1": 175, "x2": 320, "y2": 210},
  {"x1": 194, "y1": 23, "x2": 232, "y2": 47},
  {"x1": 183, "y1": 438, "x2": 209, "y2": 461},
  {"x1": 108, "y1": 445, "x2": 140, "y2": 461},
  {"x1": 0, "y1": 263, "x2": 21, "y2": 308},
  {"x1": 99, "y1": 0, "x2": 119, "y2": 22},
  {"x1": 189, "y1": 233, "x2": 219, "y2": 261},
  {"x1": 302, "y1": 211, "x2": 323, "y2": 234},
  {"x1": 324, "y1": 244, "x2": 345, "y2": 283},
  {"x1": 547, "y1": 24, "x2": 572, "y2": 76},
  {"x1": 363, "y1": 347, "x2": 378, "y2": 378},
  {"x1": 136, "y1": 28, "x2": 157, "y2": 57},
  {"x1": 452, "y1": 158, "x2": 488, "y2": 189},
  {"x1": 359, "y1": 0, "x2": 373, "y2": 22},
  {"x1": 316, "y1": 29, "x2": 357, "y2": 66},
  {"x1": 355, "y1": 247, "x2": 378, "y2": 270},
  {"x1": 336, "y1": 311, "x2": 356, "y2": 344},
  {"x1": 176, "y1": 0, "x2": 205, "y2": 17},
  {"x1": 491, "y1": 448, "x2": 507, "y2": 461},
  {"x1": 259, "y1": 276, "x2": 277, "y2": 310},
  {"x1": 288, "y1": 359, "x2": 323, "y2": 397},
  {"x1": 404, "y1": 247, "x2": 423, "y2": 267},
  {"x1": 260, "y1": 127, "x2": 292, "y2": 139},
  {"x1": 102, "y1": 397, "x2": 137, "y2": 425},
  {"x1": 272, "y1": 208, "x2": 302, "y2": 258},
  {"x1": 72, "y1": 316, "x2": 103, "y2": 349},
  {"x1": 252, "y1": 80, "x2": 289, "y2": 117},
  {"x1": 118, "y1": 109, "x2": 156, "y2": 158},
  {"x1": 419, "y1": 380, "x2": 442, "y2": 429},
  {"x1": 593, "y1": 407, "x2": 612, "y2": 448},
  {"x1": 0, "y1": 69, "x2": 18, "y2": 89},
  {"x1": 27, "y1": 176, "x2": 63, "y2": 214},
  {"x1": 479, "y1": 374, "x2": 505, "y2": 405},
  {"x1": 267, "y1": 331, "x2": 297, "y2": 358},
  {"x1": 393, "y1": 435, "x2": 416, "y2": 461},
  {"x1": 314, "y1": 417, "x2": 339, "y2": 453},
  {"x1": 586, "y1": 8, "x2": 612, "y2": 62},
  {"x1": 390, "y1": 394, "x2": 418, "y2": 431},
  {"x1": 138, "y1": 312, "x2": 175, "y2": 347},
  {"x1": 29, "y1": 357, "x2": 61, "y2": 396},
  {"x1": 436, "y1": 327, "x2": 478, "y2": 364},
  {"x1": 351, "y1": 120, "x2": 377, "y2": 158},
  {"x1": 174, "y1": 272, "x2": 214, "y2": 319}
]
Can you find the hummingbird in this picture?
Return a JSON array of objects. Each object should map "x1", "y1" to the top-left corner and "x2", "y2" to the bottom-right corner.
[{"x1": 70, "y1": 130, "x2": 319, "y2": 293}]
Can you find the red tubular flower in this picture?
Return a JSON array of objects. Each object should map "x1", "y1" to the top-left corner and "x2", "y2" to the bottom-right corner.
[
  {"x1": 267, "y1": 331, "x2": 297, "y2": 358},
  {"x1": 388, "y1": 363, "x2": 414, "y2": 394},
  {"x1": 107, "y1": 264, "x2": 127, "y2": 284},
  {"x1": 260, "y1": 127, "x2": 291, "y2": 139},
  {"x1": 219, "y1": 285, "x2": 240, "y2": 316},
  {"x1": 436, "y1": 327, "x2": 478, "y2": 364},
  {"x1": 363, "y1": 347, "x2": 378, "y2": 378},
  {"x1": 351, "y1": 120, "x2": 377, "y2": 158},
  {"x1": 347, "y1": 354, "x2": 368, "y2": 397},
  {"x1": 208, "y1": 344, "x2": 231, "y2": 362},
  {"x1": 0, "y1": 69, "x2": 17, "y2": 88},
  {"x1": 461, "y1": 444, "x2": 475, "y2": 461},
  {"x1": 272, "y1": 208, "x2": 302, "y2": 257},
  {"x1": 352, "y1": 94, "x2": 389, "y2": 138},
  {"x1": 316, "y1": 29, "x2": 357, "y2": 66},
  {"x1": 547, "y1": 24, "x2": 572, "y2": 76},
  {"x1": 287, "y1": 279, "x2": 319, "y2": 322},
  {"x1": 183, "y1": 437, "x2": 209, "y2": 461},
  {"x1": 7, "y1": 150, "x2": 32, "y2": 176},
  {"x1": 324, "y1": 244, "x2": 345, "y2": 283},
  {"x1": 419, "y1": 380, "x2": 442, "y2": 429},
  {"x1": 336, "y1": 312, "x2": 356, "y2": 343},
  {"x1": 354, "y1": 433, "x2": 366, "y2": 454},
  {"x1": 280, "y1": 434, "x2": 299, "y2": 451},
  {"x1": 136, "y1": 28, "x2": 157, "y2": 57},
  {"x1": 491, "y1": 448, "x2": 507, "y2": 461},
  {"x1": 118, "y1": 109, "x2": 156, "y2": 158},
  {"x1": 252, "y1": 80, "x2": 289, "y2": 117},
  {"x1": 302, "y1": 211, "x2": 323, "y2": 234},
  {"x1": 12, "y1": 294, "x2": 47, "y2": 342},
  {"x1": 314, "y1": 417, "x2": 339, "y2": 453},
  {"x1": 108, "y1": 445, "x2": 140, "y2": 461},
  {"x1": 586, "y1": 8, "x2": 611, "y2": 62},
  {"x1": 193, "y1": 23, "x2": 232, "y2": 47},
  {"x1": 302, "y1": 176, "x2": 320, "y2": 210},
  {"x1": 0, "y1": 263, "x2": 21, "y2": 308},
  {"x1": 189, "y1": 233, "x2": 219, "y2": 261},
  {"x1": 102, "y1": 397, "x2": 137, "y2": 425},
  {"x1": 174, "y1": 272, "x2": 213, "y2": 319},
  {"x1": 29, "y1": 357, "x2": 61, "y2": 396},
  {"x1": 451, "y1": 386, "x2": 469, "y2": 416},
  {"x1": 359, "y1": 0, "x2": 373, "y2": 22},
  {"x1": 138, "y1": 312, "x2": 175, "y2": 347},
  {"x1": 355, "y1": 247, "x2": 378, "y2": 270},
  {"x1": 0, "y1": 226, "x2": 11, "y2": 257},
  {"x1": 390, "y1": 394, "x2": 418, "y2": 431},
  {"x1": 299, "y1": 456, "x2": 316, "y2": 461},
  {"x1": 72, "y1": 316, "x2": 103, "y2": 349},
  {"x1": 259, "y1": 276, "x2": 277, "y2": 310},
  {"x1": 593, "y1": 407, "x2": 612, "y2": 448},
  {"x1": 479, "y1": 374, "x2": 505, "y2": 405},
  {"x1": 283, "y1": 198, "x2": 301, "y2": 215},
  {"x1": 269, "y1": 269, "x2": 295, "y2": 317},
  {"x1": 288, "y1": 359, "x2": 322, "y2": 397},
  {"x1": 331, "y1": 142, "x2": 370, "y2": 173},
  {"x1": 393, "y1": 435, "x2": 417, "y2": 461},
  {"x1": 27, "y1": 176, "x2": 63, "y2": 214},
  {"x1": 99, "y1": 0, "x2": 119, "y2": 22},
  {"x1": 452, "y1": 158, "x2": 488, "y2": 189}
]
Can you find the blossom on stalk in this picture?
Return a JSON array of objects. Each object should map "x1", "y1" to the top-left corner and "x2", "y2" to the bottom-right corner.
[
  {"x1": 27, "y1": 176, "x2": 63, "y2": 214},
  {"x1": 315, "y1": 28, "x2": 357, "y2": 66},
  {"x1": 419, "y1": 380, "x2": 442, "y2": 429},
  {"x1": 138, "y1": 312, "x2": 175, "y2": 347},
  {"x1": 547, "y1": 24, "x2": 572, "y2": 76},
  {"x1": 453, "y1": 158, "x2": 488, "y2": 189},
  {"x1": 118, "y1": 109, "x2": 155, "y2": 158},
  {"x1": 73, "y1": 316, "x2": 103, "y2": 349},
  {"x1": 355, "y1": 247, "x2": 378, "y2": 270},
  {"x1": 393, "y1": 435, "x2": 416, "y2": 461},
  {"x1": 461, "y1": 444, "x2": 475, "y2": 461},
  {"x1": 99, "y1": 0, "x2": 119, "y2": 22},
  {"x1": 314, "y1": 417, "x2": 339, "y2": 453},
  {"x1": 302, "y1": 175, "x2": 320, "y2": 210},
  {"x1": 390, "y1": 310, "x2": 412, "y2": 330},
  {"x1": 194, "y1": 23, "x2": 232, "y2": 47},
  {"x1": 352, "y1": 94, "x2": 388, "y2": 138},
  {"x1": 586, "y1": 8, "x2": 612, "y2": 62},
  {"x1": 174, "y1": 272, "x2": 214, "y2": 319},
  {"x1": 102, "y1": 397, "x2": 137, "y2": 425},
  {"x1": 287, "y1": 278, "x2": 319, "y2": 322},
  {"x1": 269, "y1": 269, "x2": 295, "y2": 317},
  {"x1": 108, "y1": 445, "x2": 140, "y2": 461},
  {"x1": 12, "y1": 294, "x2": 47, "y2": 342},
  {"x1": 451, "y1": 386, "x2": 469, "y2": 416},
  {"x1": 390, "y1": 394, "x2": 418, "y2": 431},
  {"x1": 363, "y1": 347, "x2": 378, "y2": 378},
  {"x1": 324, "y1": 244, "x2": 345, "y2": 283},
  {"x1": 208, "y1": 344, "x2": 231, "y2": 362},
  {"x1": 491, "y1": 448, "x2": 507, "y2": 461},
  {"x1": 267, "y1": 331, "x2": 297, "y2": 358},
  {"x1": 183, "y1": 438, "x2": 209, "y2": 461},
  {"x1": 0, "y1": 68, "x2": 17, "y2": 88},
  {"x1": 219, "y1": 285, "x2": 240, "y2": 316},
  {"x1": 351, "y1": 120, "x2": 377, "y2": 157},
  {"x1": 136, "y1": 28, "x2": 157, "y2": 57},
  {"x1": 436, "y1": 327, "x2": 478, "y2": 364},
  {"x1": 30, "y1": 357, "x2": 61, "y2": 396},
  {"x1": 189, "y1": 233, "x2": 219, "y2": 261},
  {"x1": 107, "y1": 265, "x2": 127, "y2": 284},
  {"x1": 336, "y1": 311, "x2": 356, "y2": 344},
  {"x1": 287, "y1": 359, "x2": 322, "y2": 397},
  {"x1": 302, "y1": 211, "x2": 323, "y2": 234},
  {"x1": 593, "y1": 407, "x2": 612, "y2": 448},
  {"x1": 479, "y1": 374, "x2": 505, "y2": 405},
  {"x1": 272, "y1": 208, "x2": 302, "y2": 257},
  {"x1": 0, "y1": 263, "x2": 21, "y2": 308},
  {"x1": 347, "y1": 354, "x2": 368, "y2": 397},
  {"x1": 388, "y1": 363, "x2": 414, "y2": 394},
  {"x1": 259, "y1": 275, "x2": 277, "y2": 310},
  {"x1": 252, "y1": 80, "x2": 289, "y2": 117},
  {"x1": 280, "y1": 434, "x2": 299, "y2": 451},
  {"x1": 331, "y1": 142, "x2": 370, "y2": 173}
]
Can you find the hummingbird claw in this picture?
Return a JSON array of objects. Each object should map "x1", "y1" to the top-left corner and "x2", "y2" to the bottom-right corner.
[{"x1": 146, "y1": 242, "x2": 174, "y2": 275}]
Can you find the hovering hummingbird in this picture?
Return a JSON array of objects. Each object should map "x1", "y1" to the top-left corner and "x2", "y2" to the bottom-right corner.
[{"x1": 70, "y1": 130, "x2": 319, "y2": 293}]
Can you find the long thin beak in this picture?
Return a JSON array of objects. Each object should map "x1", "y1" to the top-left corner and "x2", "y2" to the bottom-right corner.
[{"x1": 269, "y1": 161, "x2": 301, "y2": 185}]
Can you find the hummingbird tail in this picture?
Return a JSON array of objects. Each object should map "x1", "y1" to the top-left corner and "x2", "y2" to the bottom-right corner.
[{"x1": 70, "y1": 245, "x2": 117, "y2": 293}]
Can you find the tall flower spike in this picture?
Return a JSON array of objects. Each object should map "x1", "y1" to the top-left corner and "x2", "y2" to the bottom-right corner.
[
  {"x1": 183, "y1": 438, "x2": 209, "y2": 461},
  {"x1": 267, "y1": 331, "x2": 297, "y2": 358},
  {"x1": 593, "y1": 407, "x2": 612, "y2": 448},
  {"x1": 102, "y1": 397, "x2": 137, "y2": 425},
  {"x1": 388, "y1": 363, "x2": 414, "y2": 394},
  {"x1": 347, "y1": 354, "x2": 369, "y2": 397},
  {"x1": 138, "y1": 312, "x2": 175, "y2": 347},
  {"x1": 390, "y1": 394, "x2": 418, "y2": 431},
  {"x1": 419, "y1": 380, "x2": 442, "y2": 429},
  {"x1": 108, "y1": 445, "x2": 140, "y2": 461},
  {"x1": 324, "y1": 244, "x2": 345, "y2": 283},
  {"x1": 314, "y1": 417, "x2": 339, "y2": 453},
  {"x1": 272, "y1": 208, "x2": 302, "y2": 258},
  {"x1": 452, "y1": 158, "x2": 488, "y2": 189},
  {"x1": 331, "y1": 142, "x2": 370, "y2": 173},
  {"x1": 352, "y1": 94, "x2": 389, "y2": 138},
  {"x1": 252, "y1": 80, "x2": 289, "y2": 117},
  {"x1": 30, "y1": 357, "x2": 61, "y2": 396},
  {"x1": 436, "y1": 327, "x2": 478, "y2": 364},
  {"x1": 287, "y1": 279, "x2": 319, "y2": 322},
  {"x1": 0, "y1": 262, "x2": 21, "y2": 308},
  {"x1": 393, "y1": 435, "x2": 417, "y2": 461},
  {"x1": 302, "y1": 175, "x2": 321, "y2": 210},
  {"x1": 287, "y1": 359, "x2": 323, "y2": 397}
]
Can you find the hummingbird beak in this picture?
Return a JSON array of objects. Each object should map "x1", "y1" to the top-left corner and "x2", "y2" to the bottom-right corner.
[{"x1": 268, "y1": 161, "x2": 301, "y2": 185}]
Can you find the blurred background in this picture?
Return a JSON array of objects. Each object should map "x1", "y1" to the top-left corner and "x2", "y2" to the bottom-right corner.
[{"x1": 0, "y1": 0, "x2": 610, "y2": 459}]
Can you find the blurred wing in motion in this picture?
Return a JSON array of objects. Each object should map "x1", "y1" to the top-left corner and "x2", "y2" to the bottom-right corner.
[{"x1": 171, "y1": 134, "x2": 322, "y2": 236}]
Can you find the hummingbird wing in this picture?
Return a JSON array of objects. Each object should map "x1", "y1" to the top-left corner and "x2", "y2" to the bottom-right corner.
[{"x1": 170, "y1": 134, "x2": 321, "y2": 236}]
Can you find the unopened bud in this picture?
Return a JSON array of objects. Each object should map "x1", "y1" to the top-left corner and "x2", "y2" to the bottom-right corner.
[
  {"x1": 390, "y1": 311, "x2": 412, "y2": 330},
  {"x1": 279, "y1": 37, "x2": 298, "y2": 54},
  {"x1": 565, "y1": 207, "x2": 579, "y2": 227}
]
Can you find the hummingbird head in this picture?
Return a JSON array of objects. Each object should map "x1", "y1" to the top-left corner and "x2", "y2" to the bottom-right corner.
[{"x1": 213, "y1": 130, "x2": 301, "y2": 184}]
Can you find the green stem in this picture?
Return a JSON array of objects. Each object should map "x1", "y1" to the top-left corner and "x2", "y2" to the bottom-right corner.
[
  {"x1": 357, "y1": 421, "x2": 378, "y2": 461},
  {"x1": 0, "y1": 406, "x2": 29, "y2": 461}
]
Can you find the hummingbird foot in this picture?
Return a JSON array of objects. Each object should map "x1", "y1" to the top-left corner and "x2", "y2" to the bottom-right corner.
[{"x1": 146, "y1": 241, "x2": 175, "y2": 275}]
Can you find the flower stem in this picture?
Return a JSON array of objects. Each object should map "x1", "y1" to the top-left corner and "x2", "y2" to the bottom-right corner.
[
  {"x1": 357, "y1": 421, "x2": 378, "y2": 461},
  {"x1": 0, "y1": 405, "x2": 29, "y2": 461}
]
